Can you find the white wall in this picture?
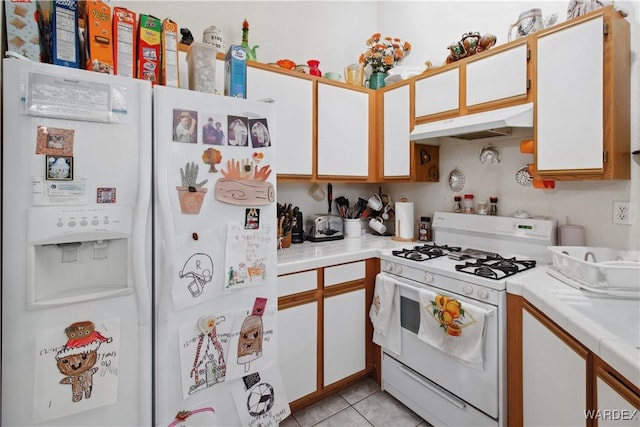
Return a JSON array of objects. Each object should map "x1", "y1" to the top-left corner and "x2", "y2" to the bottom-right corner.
[{"x1": 115, "y1": 0, "x2": 639, "y2": 250}]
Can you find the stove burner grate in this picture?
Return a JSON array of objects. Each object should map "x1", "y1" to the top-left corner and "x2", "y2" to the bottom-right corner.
[
  {"x1": 455, "y1": 256, "x2": 537, "y2": 280},
  {"x1": 392, "y1": 244, "x2": 461, "y2": 262}
]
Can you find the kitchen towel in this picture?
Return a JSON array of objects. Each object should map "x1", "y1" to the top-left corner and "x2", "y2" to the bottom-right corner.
[
  {"x1": 416, "y1": 288, "x2": 492, "y2": 369},
  {"x1": 370, "y1": 274, "x2": 401, "y2": 355},
  {"x1": 395, "y1": 202, "x2": 414, "y2": 240}
]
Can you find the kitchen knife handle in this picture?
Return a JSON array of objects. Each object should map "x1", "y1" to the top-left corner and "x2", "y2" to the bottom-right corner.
[{"x1": 327, "y1": 183, "x2": 332, "y2": 214}]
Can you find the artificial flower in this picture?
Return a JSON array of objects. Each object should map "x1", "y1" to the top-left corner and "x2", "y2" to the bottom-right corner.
[{"x1": 359, "y1": 33, "x2": 412, "y2": 73}]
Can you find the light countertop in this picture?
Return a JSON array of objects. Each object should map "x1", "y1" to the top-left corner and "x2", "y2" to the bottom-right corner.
[
  {"x1": 277, "y1": 239, "x2": 639, "y2": 389},
  {"x1": 277, "y1": 234, "x2": 413, "y2": 275},
  {"x1": 507, "y1": 268, "x2": 640, "y2": 389}
]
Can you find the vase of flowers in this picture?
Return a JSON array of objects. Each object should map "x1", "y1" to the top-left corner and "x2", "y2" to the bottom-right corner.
[{"x1": 359, "y1": 33, "x2": 411, "y2": 89}]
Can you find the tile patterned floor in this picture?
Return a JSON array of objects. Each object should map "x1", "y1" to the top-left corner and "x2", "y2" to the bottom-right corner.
[{"x1": 280, "y1": 377, "x2": 433, "y2": 427}]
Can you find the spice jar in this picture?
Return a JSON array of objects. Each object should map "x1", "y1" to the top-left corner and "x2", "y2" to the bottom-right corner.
[
  {"x1": 464, "y1": 194, "x2": 474, "y2": 214},
  {"x1": 419, "y1": 216, "x2": 432, "y2": 241},
  {"x1": 453, "y1": 196, "x2": 462, "y2": 213},
  {"x1": 489, "y1": 196, "x2": 498, "y2": 216}
]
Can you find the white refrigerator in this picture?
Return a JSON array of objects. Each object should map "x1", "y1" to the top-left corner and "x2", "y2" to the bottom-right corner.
[
  {"x1": 2, "y1": 58, "x2": 153, "y2": 426},
  {"x1": 152, "y1": 85, "x2": 288, "y2": 426},
  {"x1": 2, "y1": 59, "x2": 289, "y2": 426}
]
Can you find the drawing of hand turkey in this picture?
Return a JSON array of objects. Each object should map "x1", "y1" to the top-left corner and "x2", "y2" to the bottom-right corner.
[
  {"x1": 253, "y1": 165, "x2": 272, "y2": 181},
  {"x1": 221, "y1": 160, "x2": 242, "y2": 179}
]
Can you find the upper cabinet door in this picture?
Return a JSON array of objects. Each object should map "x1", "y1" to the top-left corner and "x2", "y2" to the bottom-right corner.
[
  {"x1": 317, "y1": 83, "x2": 370, "y2": 178},
  {"x1": 466, "y1": 42, "x2": 529, "y2": 108},
  {"x1": 382, "y1": 83, "x2": 411, "y2": 178},
  {"x1": 536, "y1": 16, "x2": 604, "y2": 173},
  {"x1": 247, "y1": 67, "x2": 314, "y2": 176},
  {"x1": 414, "y1": 68, "x2": 459, "y2": 118}
]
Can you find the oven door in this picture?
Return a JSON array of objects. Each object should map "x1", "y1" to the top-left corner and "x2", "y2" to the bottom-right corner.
[{"x1": 380, "y1": 273, "x2": 500, "y2": 421}]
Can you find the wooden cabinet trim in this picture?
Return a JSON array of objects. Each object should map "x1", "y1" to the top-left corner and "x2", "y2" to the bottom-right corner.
[
  {"x1": 594, "y1": 355, "x2": 640, "y2": 400},
  {"x1": 323, "y1": 280, "x2": 366, "y2": 298},
  {"x1": 278, "y1": 289, "x2": 321, "y2": 310},
  {"x1": 506, "y1": 294, "x2": 524, "y2": 427}
]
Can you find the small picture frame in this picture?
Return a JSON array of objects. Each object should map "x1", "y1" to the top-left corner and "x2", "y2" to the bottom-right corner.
[
  {"x1": 45, "y1": 155, "x2": 73, "y2": 181},
  {"x1": 97, "y1": 187, "x2": 117, "y2": 203}
]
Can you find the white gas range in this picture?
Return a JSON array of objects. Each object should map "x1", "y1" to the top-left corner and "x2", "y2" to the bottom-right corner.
[{"x1": 376, "y1": 212, "x2": 556, "y2": 427}]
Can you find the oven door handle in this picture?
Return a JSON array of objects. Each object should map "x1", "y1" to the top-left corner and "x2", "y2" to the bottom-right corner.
[{"x1": 397, "y1": 365, "x2": 467, "y2": 410}]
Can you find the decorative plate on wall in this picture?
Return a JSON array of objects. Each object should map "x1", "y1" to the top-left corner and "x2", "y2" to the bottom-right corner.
[{"x1": 448, "y1": 167, "x2": 465, "y2": 191}]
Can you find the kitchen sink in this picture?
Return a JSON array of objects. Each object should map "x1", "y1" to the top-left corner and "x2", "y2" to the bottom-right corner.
[{"x1": 555, "y1": 292, "x2": 640, "y2": 349}]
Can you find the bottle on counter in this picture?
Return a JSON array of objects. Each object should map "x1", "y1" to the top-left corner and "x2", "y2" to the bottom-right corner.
[
  {"x1": 464, "y1": 194, "x2": 474, "y2": 214},
  {"x1": 489, "y1": 196, "x2": 498, "y2": 216},
  {"x1": 419, "y1": 216, "x2": 432, "y2": 241},
  {"x1": 453, "y1": 196, "x2": 462, "y2": 213}
]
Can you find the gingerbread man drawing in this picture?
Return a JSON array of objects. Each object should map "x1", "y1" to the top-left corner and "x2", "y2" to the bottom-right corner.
[{"x1": 55, "y1": 321, "x2": 112, "y2": 403}]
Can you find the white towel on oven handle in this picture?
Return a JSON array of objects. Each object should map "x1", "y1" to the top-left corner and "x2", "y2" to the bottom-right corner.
[
  {"x1": 417, "y1": 288, "x2": 493, "y2": 370},
  {"x1": 370, "y1": 273, "x2": 401, "y2": 355}
]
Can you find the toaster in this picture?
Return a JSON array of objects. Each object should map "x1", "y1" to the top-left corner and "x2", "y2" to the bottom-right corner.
[{"x1": 306, "y1": 214, "x2": 344, "y2": 242}]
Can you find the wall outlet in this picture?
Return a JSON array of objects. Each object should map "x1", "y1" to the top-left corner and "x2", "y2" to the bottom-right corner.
[{"x1": 612, "y1": 201, "x2": 631, "y2": 225}]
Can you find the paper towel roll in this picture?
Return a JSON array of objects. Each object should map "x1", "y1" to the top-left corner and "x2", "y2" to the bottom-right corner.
[
  {"x1": 395, "y1": 202, "x2": 415, "y2": 240},
  {"x1": 558, "y1": 225, "x2": 585, "y2": 246}
]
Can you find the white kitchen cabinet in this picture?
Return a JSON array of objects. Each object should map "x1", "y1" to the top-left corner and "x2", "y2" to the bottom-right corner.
[
  {"x1": 247, "y1": 66, "x2": 314, "y2": 177},
  {"x1": 277, "y1": 260, "x2": 375, "y2": 410},
  {"x1": 466, "y1": 41, "x2": 528, "y2": 108},
  {"x1": 521, "y1": 307, "x2": 587, "y2": 427},
  {"x1": 414, "y1": 68, "x2": 459, "y2": 119},
  {"x1": 323, "y1": 261, "x2": 367, "y2": 386},
  {"x1": 278, "y1": 301, "x2": 318, "y2": 402},
  {"x1": 317, "y1": 82, "x2": 371, "y2": 178},
  {"x1": 379, "y1": 82, "x2": 411, "y2": 179},
  {"x1": 534, "y1": 6, "x2": 630, "y2": 180},
  {"x1": 323, "y1": 288, "x2": 366, "y2": 386}
]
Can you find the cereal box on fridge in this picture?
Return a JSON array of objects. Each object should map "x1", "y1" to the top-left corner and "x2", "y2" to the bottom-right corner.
[
  {"x1": 137, "y1": 14, "x2": 161, "y2": 85},
  {"x1": 51, "y1": 0, "x2": 80, "y2": 68},
  {"x1": 84, "y1": 0, "x2": 114, "y2": 73},
  {"x1": 4, "y1": 0, "x2": 41, "y2": 61},
  {"x1": 161, "y1": 18, "x2": 179, "y2": 87},
  {"x1": 112, "y1": 7, "x2": 136, "y2": 77}
]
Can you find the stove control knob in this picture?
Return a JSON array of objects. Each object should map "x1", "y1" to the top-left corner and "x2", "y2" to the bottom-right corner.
[
  {"x1": 462, "y1": 285, "x2": 473, "y2": 295},
  {"x1": 394, "y1": 265, "x2": 403, "y2": 274},
  {"x1": 424, "y1": 272, "x2": 434, "y2": 283},
  {"x1": 384, "y1": 262, "x2": 394, "y2": 272},
  {"x1": 478, "y1": 289, "x2": 489, "y2": 300}
]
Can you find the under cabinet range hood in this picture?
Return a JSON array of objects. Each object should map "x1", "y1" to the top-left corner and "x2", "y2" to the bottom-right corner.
[{"x1": 410, "y1": 103, "x2": 534, "y2": 142}]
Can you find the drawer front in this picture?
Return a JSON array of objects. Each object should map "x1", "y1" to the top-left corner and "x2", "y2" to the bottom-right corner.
[
  {"x1": 324, "y1": 261, "x2": 366, "y2": 287},
  {"x1": 278, "y1": 270, "x2": 317, "y2": 297}
]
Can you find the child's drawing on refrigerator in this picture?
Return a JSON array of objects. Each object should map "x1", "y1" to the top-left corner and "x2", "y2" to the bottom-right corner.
[
  {"x1": 178, "y1": 314, "x2": 233, "y2": 399},
  {"x1": 231, "y1": 367, "x2": 291, "y2": 426},
  {"x1": 225, "y1": 222, "x2": 272, "y2": 290},
  {"x1": 179, "y1": 253, "x2": 213, "y2": 298},
  {"x1": 33, "y1": 318, "x2": 120, "y2": 423},
  {"x1": 225, "y1": 298, "x2": 278, "y2": 381},
  {"x1": 173, "y1": 231, "x2": 226, "y2": 311}
]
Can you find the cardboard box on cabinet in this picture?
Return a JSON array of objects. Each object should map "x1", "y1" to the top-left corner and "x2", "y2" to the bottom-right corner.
[
  {"x1": 225, "y1": 45, "x2": 247, "y2": 98},
  {"x1": 137, "y1": 14, "x2": 161, "y2": 84},
  {"x1": 113, "y1": 7, "x2": 136, "y2": 77},
  {"x1": 84, "y1": 0, "x2": 114, "y2": 73},
  {"x1": 4, "y1": 0, "x2": 41, "y2": 61}
]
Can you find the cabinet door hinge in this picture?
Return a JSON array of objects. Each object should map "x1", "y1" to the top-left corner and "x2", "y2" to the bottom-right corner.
[
  {"x1": 603, "y1": 22, "x2": 609, "y2": 36},
  {"x1": 527, "y1": 49, "x2": 531, "y2": 60},
  {"x1": 603, "y1": 150, "x2": 609, "y2": 163},
  {"x1": 527, "y1": 79, "x2": 531, "y2": 90}
]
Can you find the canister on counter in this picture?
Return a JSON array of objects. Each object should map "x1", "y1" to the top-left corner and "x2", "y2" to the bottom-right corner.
[
  {"x1": 418, "y1": 216, "x2": 432, "y2": 241},
  {"x1": 464, "y1": 194, "x2": 474, "y2": 214},
  {"x1": 453, "y1": 195, "x2": 462, "y2": 213},
  {"x1": 489, "y1": 196, "x2": 498, "y2": 216}
]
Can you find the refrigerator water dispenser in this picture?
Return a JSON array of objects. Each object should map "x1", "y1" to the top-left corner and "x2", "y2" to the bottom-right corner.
[{"x1": 26, "y1": 205, "x2": 135, "y2": 309}]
